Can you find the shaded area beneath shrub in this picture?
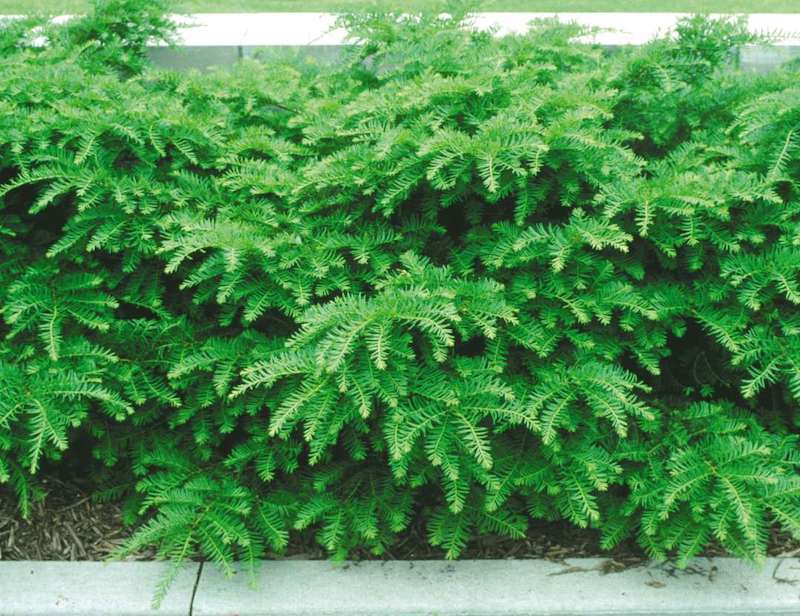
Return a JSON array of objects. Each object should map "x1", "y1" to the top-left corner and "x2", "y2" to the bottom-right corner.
[
  {"x1": 2, "y1": 480, "x2": 797, "y2": 563},
  {"x1": 0, "y1": 479, "x2": 151, "y2": 561}
]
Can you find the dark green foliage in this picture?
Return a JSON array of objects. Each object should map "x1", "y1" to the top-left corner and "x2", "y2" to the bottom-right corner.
[{"x1": 0, "y1": 1, "x2": 798, "y2": 600}]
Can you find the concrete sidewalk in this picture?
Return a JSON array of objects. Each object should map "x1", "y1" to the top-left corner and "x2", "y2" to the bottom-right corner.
[{"x1": 0, "y1": 558, "x2": 798, "y2": 615}]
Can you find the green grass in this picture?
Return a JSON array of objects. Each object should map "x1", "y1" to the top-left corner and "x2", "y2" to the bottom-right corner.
[{"x1": 3, "y1": 0, "x2": 800, "y2": 14}]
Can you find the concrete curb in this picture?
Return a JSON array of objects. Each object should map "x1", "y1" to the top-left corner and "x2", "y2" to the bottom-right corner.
[
  {"x1": 0, "y1": 558, "x2": 797, "y2": 615},
  {"x1": 0, "y1": 562, "x2": 200, "y2": 616},
  {"x1": 192, "y1": 558, "x2": 800, "y2": 616}
]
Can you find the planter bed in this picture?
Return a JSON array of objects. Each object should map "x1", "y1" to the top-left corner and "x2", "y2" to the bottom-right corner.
[
  {"x1": 2, "y1": 6, "x2": 800, "y2": 615},
  {"x1": 1, "y1": 483, "x2": 799, "y2": 615},
  {"x1": 2, "y1": 481, "x2": 798, "y2": 564},
  {"x1": 2, "y1": 484, "x2": 798, "y2": 614}
]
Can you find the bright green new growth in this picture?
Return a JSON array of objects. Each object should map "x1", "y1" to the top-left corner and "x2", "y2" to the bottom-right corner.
[{"x1": 0, "y1": 0, "x2": 798, "y2": 601}]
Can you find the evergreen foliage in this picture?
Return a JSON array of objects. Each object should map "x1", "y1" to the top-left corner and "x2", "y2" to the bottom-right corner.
[{"x1": 0, "y1": 0, "x2": 798, "y2": 601}]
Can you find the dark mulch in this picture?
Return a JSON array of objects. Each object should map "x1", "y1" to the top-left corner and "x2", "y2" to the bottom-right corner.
[
  {"x1": 0, "y1": 479, "x2": 150, "y2": 561},
  {"x1": 1, "y1": 479, "x2": 798, "y2": 562}
]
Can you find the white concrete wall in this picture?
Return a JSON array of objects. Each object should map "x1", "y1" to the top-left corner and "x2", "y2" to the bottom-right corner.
[
  {"x1": 168, "y1": 12, "x2": 800, "y2": 46},
  {"x1": 4, "y1": 12, "x2": 800, "y2": 70}
]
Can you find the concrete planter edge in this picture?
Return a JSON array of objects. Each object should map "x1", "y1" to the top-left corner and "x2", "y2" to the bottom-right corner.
[{"x1": 0, "y1": 557, "x2": 798, "y2": 616}]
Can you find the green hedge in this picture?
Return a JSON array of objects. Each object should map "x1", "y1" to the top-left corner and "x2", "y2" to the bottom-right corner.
[{"x1": 1, "y1": 0, "x2": 798, "y2": 599}]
